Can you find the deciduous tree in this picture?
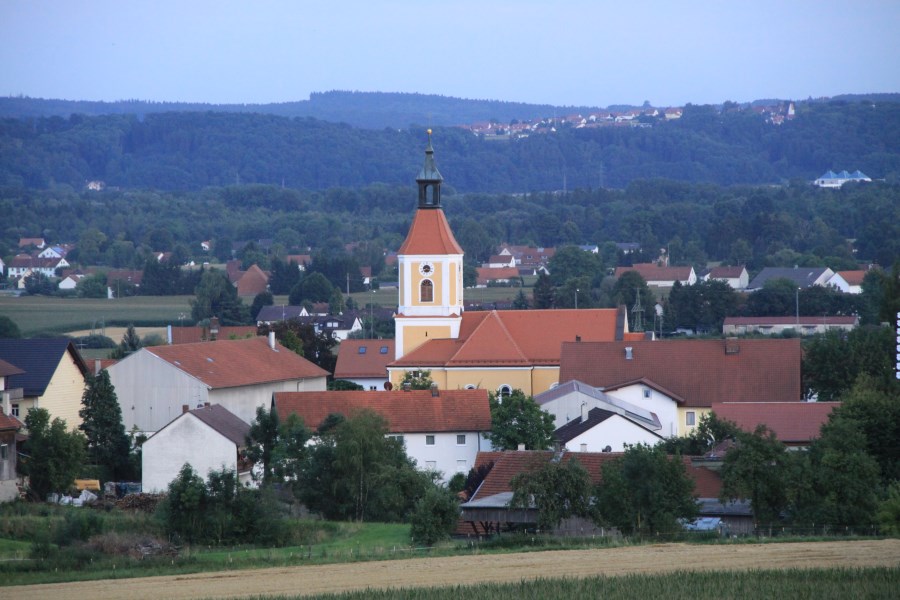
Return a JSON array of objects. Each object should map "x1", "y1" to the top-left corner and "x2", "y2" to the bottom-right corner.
[
  {"x1": 487, "y1": 389, "x2": 555, "y2": 451},
  {"x1": 20, "y1": 408, "x2": 86, "y2": 500}
]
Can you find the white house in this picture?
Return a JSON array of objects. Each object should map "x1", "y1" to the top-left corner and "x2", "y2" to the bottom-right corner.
[
  {"x1": 553, "y1": 406, "x2": 663, "y2": 452},
  {"x1": 814, "y1": 170, "x2": 871, "y2": 188},
  {"x1": 58, "y1": 274, "x2": 85, "y2": 291},
  {"x1": 273, "y1": 388, "x2": 492, "y2": 484},
  {"x1": 142, "y1": 404, "x2": 252, "y2": 492},
  {"x1": 7, "y1": 255, "x2": 69, "y2": 279},
  {"x1": 828, "y1": 270, "x2": 866, "y2": 294},
  {"x1": 703, "y1": 266, "x2": 749, "y2": 290},
  {"x1": 722, "y1": 316, "x2": 859, "y2": 336},
  {"x1": 108, "y1": 334, "x2": 329, "y2": 433},
  {"x1": 534, "y1": 379, "x2": 663, "y2": 432}
]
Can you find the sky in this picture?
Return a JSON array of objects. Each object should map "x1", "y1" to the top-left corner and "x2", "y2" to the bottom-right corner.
[{"x1": 1, "y1": 0, "x2": 899, "y2": 108}]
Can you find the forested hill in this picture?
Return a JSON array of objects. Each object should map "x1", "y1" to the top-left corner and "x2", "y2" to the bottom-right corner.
[
  {"x1": 0, "y1": 91, "x2": 594, "y2": 129},
  {"x1": 2, "y1": 99, "x2": 899, "y2": 193}
]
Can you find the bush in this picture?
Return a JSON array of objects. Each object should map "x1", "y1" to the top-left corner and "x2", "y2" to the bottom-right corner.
[{"x1": 410, "y1": 486, "x2": 459, "y2": 546}]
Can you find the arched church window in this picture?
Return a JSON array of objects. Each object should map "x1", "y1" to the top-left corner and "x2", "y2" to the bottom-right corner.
[{"x1": 420, "y1": 279, "x2": 434, "y2": 302}]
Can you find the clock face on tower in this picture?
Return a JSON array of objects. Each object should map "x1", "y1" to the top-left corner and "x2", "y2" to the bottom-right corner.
[{"x1": 419, "y1": 262, "x2": 434, "y2": 276}]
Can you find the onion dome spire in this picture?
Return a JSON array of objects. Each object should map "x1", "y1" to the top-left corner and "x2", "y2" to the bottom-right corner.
[{"x1": 416, "y1": 129, "x2": 443, "y2": 208}]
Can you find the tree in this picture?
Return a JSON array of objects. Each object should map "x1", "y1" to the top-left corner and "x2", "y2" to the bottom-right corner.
[
  {"x1": 259, "y1": 320, "x2": 337, "y2": 373},
  {"x1": 20, "y1": 408, "x2": 86, "y2": 500},
  {"x1": 593, "y1": 444, "x2": 697, "y2": 535},
  {"x1": 24, "y1": 272, "x2": 55, "y2": 295},
  {"x1": 661, "y1": 411, "x2": 740, "y2": 456},
  {"x1": 79, "y1": 370, "x2": 133, "y2": 482},
  {"x1": 250, "y1": 290, "x2": 274, "y2": 321},
  {"x1": 509, "y1": 456, "x2": 592, "y2": 530},
  {"x1": 512, "y1": 289, "x2": 530, "y2": 310},
  {"x1": 245, "y1": 406, "x2": 281, "y2": 485},
  {"x1": 191, "y1": 269, "x2": 249, "y2": 325},
  {"x1": 547, "y1": 246, "x2": 604, "y2": 289},
  {"x1": 877, "y1": 482, "x2": 900, "y2": 536},
  {"x1": 487, "y1": 389, "x2": 555, "y2": 451},
  {"x1": 409, "y1": 485, "x2": 460, "y2": 546},
  {"x1": 720, "y1": 425, "x2": 790, "y2": 526},
  {"x1": 109, "y1": 323, "x2": 142, "y2": 359},
  {"x1": 0, "y1": 315, "x2": 21, "y2": 338},
  {"x1": 802, "y1": 326, "x2": 895, "y2": 401},
  {"x1": 532, "y1": 272, "x2": 555, "y2": 309},
  {"x1": 289, "y1": 272, "x2": 334, "y2": 305},
  {"x1": 157, "y1": 463, "x2": 209, "y2": 544},
  {"x1": 400, "y1": 370, "x2": 434, "y2": 390},
  {"x1": 832, "y1": 375, "x2": 900, "y2": 483},
  {"x1": 76, "y1": 272, "x2": 108, "y2": 298}
]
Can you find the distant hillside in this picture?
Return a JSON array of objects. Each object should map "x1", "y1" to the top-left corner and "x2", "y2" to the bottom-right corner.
[{"x1": 0, "y1": 91, "x2": 601, "y2": 130}]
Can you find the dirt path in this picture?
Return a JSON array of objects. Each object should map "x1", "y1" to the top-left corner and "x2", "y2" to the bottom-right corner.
[{"x1": 4, "y1": 539, "x2": 899, "y2": 600}]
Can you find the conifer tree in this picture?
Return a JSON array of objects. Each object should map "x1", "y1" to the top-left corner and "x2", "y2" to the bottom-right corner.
[{"x1": 80, "y1": 370, "x2": 133, "y2": 481}]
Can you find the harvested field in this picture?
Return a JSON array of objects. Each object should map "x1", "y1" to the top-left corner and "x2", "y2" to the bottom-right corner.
[{"x1": 4, "y1": 539, "x2": 899, "y2": 600}]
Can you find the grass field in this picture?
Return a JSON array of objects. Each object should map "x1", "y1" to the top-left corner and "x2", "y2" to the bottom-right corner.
[{"x1": 0, "y1": 295, "x2": 194, "y2": 337}]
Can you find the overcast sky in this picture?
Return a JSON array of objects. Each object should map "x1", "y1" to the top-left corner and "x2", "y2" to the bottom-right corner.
[{"x1": 1, "y1": 0, "x2": 898, "y2": 108}]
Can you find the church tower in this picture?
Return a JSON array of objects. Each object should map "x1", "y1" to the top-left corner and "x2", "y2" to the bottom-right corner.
[{"x1": 394, "y1": 131, "x2": 464, "y2": 359}]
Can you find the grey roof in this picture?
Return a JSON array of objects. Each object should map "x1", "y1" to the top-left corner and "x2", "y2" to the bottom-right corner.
[
  {"x1": 187, "y1": 404, "x2": 250, "y2": 447},
  {"x1": 553, "y1": 408, "x2": 616, "y2": 443},
  {"x1": 0, "y1": 338, "x2": 87, "y2": 397},
  {"x1": 535, "y1": 380, "x2": 661, "y2": 430},
  {"x1": 747, "y1": 267, "x2": 830, "y2": 290},
  {"x1": 256, "y1": 305, "x2": 307, "y2": 322}
]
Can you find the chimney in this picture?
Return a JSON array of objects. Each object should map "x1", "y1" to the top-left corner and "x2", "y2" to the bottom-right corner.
[
  {"x1": 2, "y1": 391, "x2": 9, "y2": 416},
  {"x1": 575, "y1": 335, "x2": 581, "y2": 342},
  {"x1": 402, "y1": 382, "x2": 411, "y2": 392},
  {"x1": 580, "y1": 402, "x2": 588, "y2": 423},
  {"x1": 204, "y1": 402, "x2": 210, "y2": 408},
  {"x1": 182, "y1": 404, "x2": 189, "y2": 414},
  {"x1": 517, "y1": 443, "x2": 526, "y2": 451},
  {"x1": 430, "y1": 382, "x2": 439, "y2": 397},
  {"x1": 167, "y1": 324, "x2": 173, "y2": 345},
  {"x1": 625, "y1": 346, "x2": 633, "y2": 360},
  {"x1": 268, "y1": 331, "x2": 276, "y2": 350},
  {"x1": 210, "y1": 317, "x2": 220, "y2": 340},
  {"x1": 94, "y1": 359, "x2": 102, "y2": 375}
]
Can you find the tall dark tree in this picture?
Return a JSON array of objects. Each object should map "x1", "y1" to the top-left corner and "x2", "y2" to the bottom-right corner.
[
  {"x1": 20, "y1": 408, "x2": 86, "y2": 500},
  {"x1": 720, "y1": 425, "x2": 790, "y2": 526},
  {"x1": 245, "y1": 406, "x2": 281, "y2": 486},
  {"x1": 532, "y1": 272, "x2": 555, "y2": 309},
  {"x1": 79, "y1": 370, "x2": 133, "y2": 481},
  {"x1": 0, "y1": 315, "x2": 21, "y2": 338},
  {"x1": 191, "y1": 269, "x2": 249, "y2": 325}
]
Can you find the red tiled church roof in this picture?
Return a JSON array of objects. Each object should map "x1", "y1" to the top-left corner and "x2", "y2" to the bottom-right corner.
[
  {"x1": 398, "y1": 209, "x2": 464, "y2": 255},
  {"x1": 334, "y1": 339, "x2": 395, "y2": 379}
]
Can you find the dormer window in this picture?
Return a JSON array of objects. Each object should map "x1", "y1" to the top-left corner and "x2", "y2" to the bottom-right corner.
[{"x1": 358, "y1": 346, "x2": 367, "y2": 354}]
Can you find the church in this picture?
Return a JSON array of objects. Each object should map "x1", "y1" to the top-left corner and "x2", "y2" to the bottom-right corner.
[{"x1": 387, "y1": 132, "x2": 639, "y2": 396}]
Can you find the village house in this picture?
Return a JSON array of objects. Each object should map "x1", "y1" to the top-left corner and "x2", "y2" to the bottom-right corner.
[
  {"x1": 7, "y1": 255, "x2": 70, "y2": 279},
  {"x1": 711, "y1": 402, "x2": 839, "y2": 448},
  {"x1": 615, "y1": 263, "x2": 697, "y2": 288},
  {"x1": 458, "y1": 450, "x2": 748, "y2": 536},
  {"x1": 746, "y1": 266, "x2": 834, "y2": 291},
  {"x1": 107, "y1": 334, "x2": 329, "y2": 433},
  {"x1": 0, "y1": 358, "x2": 25, "y2": 502},
  {"x1": 813, "y1": 169, "x2": 871, "y2": 188},
  {"x1": 0, "y1": 339, "x2": 89, "y2": 430},
  {"x1": 273, "y1": 388, "x2": 492, "y2": 483},
  {"x1": 142, "y1": 403, "x2": 253, "y2": 492},
  {"x1": 474, "y1": 267, "x2": 520, "y2": 287},
  {"x1": 829, "y1": 270, "x2": 867, "y2": 294},
  {"x1": 702, "y1": 266, "x2": 749, "y2": 290},
  {"x1": 722, "y1": 315, "x2": 858, "y2": 336},
  {"x1": 165, "y1": 319, "x2": 258, "y2": 344},
  {"x1": 333, "y1": 339, "x2": 395, "y2": 390},
  {"x1": 557, "y1": 338, "x2": 802, "y2": 436}
]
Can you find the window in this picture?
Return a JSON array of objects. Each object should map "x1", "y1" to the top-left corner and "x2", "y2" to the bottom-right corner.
[
  {"x1": 456, "y1": 434, "x2": 466, "y2": 445},
  {"x1": 0, "y1": 444, "x2": 7, "y2": 460},
  {"x1": 369, "y1": 386, "x2": 377, "y2": 391},
  {"x1": 456, "y1": 459, "x2": 467, "y2": 473},
  {"x1": 464, "y1": 384, "x2": 476, "y2": 390},
  {"x1": 379, "y1": 346, "x2": 389, "y2": 354},
  {"x1": 686, "y1": 411, "x2": 696, "y2": 426},
  {"x1": 497, "y1": 385, "x2": 512, "y2": 399},
  {"x1": 420, "y1": 279, "x2": 434, "y2": 302},
  {"x1": 388, "y1": 434, "x2": 404, "y2": 445},
  {"x1": 643, "y1": 388, "x2": 651, "y2": 399},
  {"x1": 426, "y1": 435, "x2": 435, "y2": 446},
  {"x1": 10, "y1": 404, "x2": 18, "y2": 418},
  {"x1": 358, "y1": 346, "x2": 367, "y2": 354}
]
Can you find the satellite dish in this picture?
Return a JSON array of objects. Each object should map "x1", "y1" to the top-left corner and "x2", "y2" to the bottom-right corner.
[{"x1": 384, "y1": 381, "x2": 393, "y2": 391}]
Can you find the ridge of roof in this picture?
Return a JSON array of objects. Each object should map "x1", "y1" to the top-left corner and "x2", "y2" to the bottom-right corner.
[
  {"x1": 450, "y1": 310, "x2": 529, "y2": 365},
  {"x1": 0, "y1": 339, "x2": 87, "y2": 397}
]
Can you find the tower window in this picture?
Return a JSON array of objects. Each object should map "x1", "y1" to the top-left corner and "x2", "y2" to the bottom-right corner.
[{"x1": 420, "y1": 279, "x2": 434, "y2": 302}]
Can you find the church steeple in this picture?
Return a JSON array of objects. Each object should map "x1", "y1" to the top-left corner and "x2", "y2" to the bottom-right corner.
[{"x1": 416, "y1": 129, "x2": 442, "y2": 208}]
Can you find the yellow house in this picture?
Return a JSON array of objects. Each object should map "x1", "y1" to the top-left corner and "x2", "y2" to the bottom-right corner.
[
  {"x1": 0, "y1": 339, "x2": 89, "y2": 430},
  {"x1": 389, "y1": 132, "x2": 636, "y2": 397}
]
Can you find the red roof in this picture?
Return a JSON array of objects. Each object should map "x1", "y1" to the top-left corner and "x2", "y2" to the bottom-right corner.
[
  {"x1": 274, "y1": 389, "x2": 491, "y2": 433},
  {"x1": 394, "y1": 308, "x2": 623, "y2": 368},
  {"x1": 144, "y1": 337, "x2": 329, "y2": 389},
  {"x1": 615, "y1": 263, "x2": 693, "y2": 282},
  {"x1": 712, "y1": 402, "x2": 839, "y2": 444},
  {"x1": 0, "y1": 410, "x2": 23, "y2": 431},
  {"x1": 559, "y1": 339, "x2": 802, "y2": 407},
  {"x1": 398, "y1": 209, "x2": 464, "y2": 255},
  {"x1": 837, "y1": 270, "x2": 867, "y2": 286},
  {"x1": 469, "y1": 450, "x2": 722, "y2": 501},
  {"x1": 234, "y1": 264, "x2": 269, "y2": 297},
  {"x1": 476, "y1": 267, "x2": 519, "y2": 285},
  {"x1": 334, "y1": 339, "x2": 395, "y2": 379}
]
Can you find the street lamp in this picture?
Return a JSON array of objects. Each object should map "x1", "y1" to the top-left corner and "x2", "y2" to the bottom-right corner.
[
  {"x1": 575, "y1": 288, "x2": 579, "y2": 310},
  {"x1": 795, "y1": 288, "x2": 800, "y2": 325}
]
